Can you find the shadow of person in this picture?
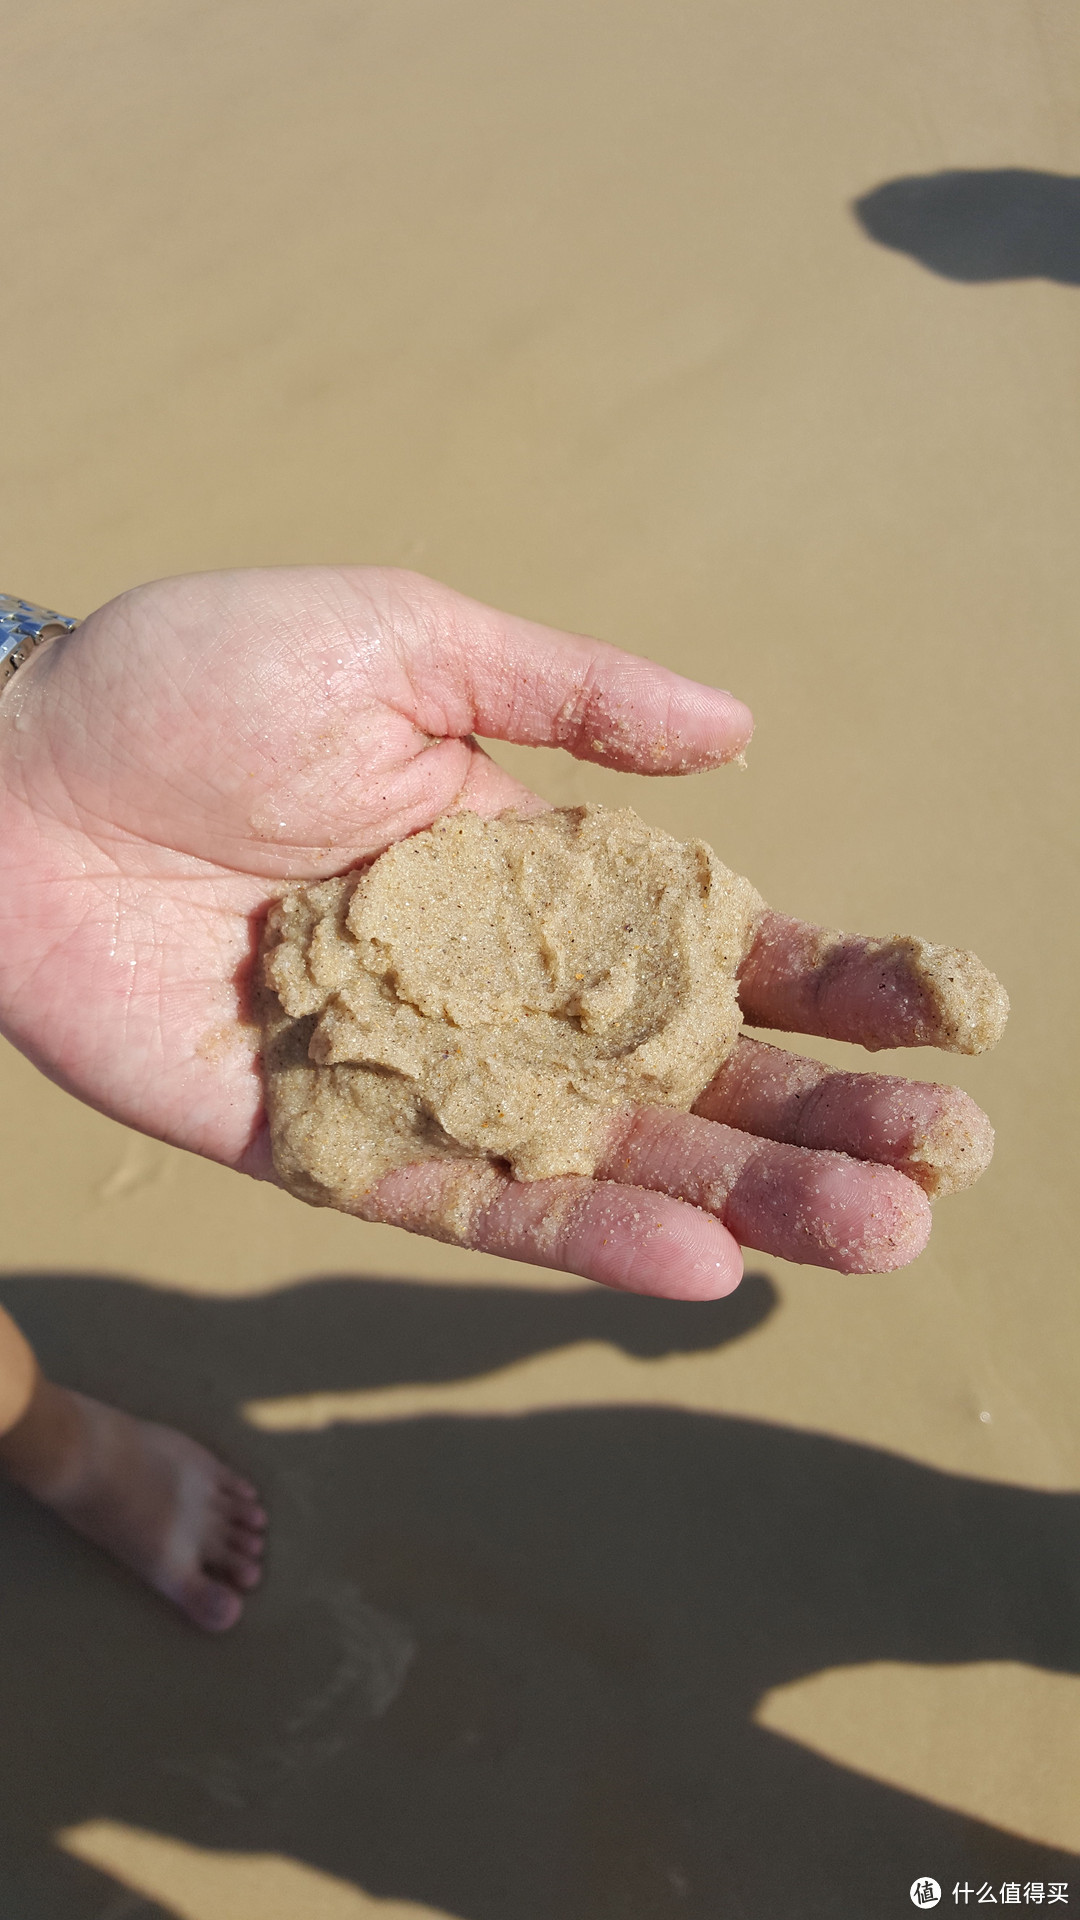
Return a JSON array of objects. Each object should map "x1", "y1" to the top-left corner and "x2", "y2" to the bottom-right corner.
[
  {"x1": 853, "y1": 170, "x2": 1080, "y2": 284},
  {"x1": 1, "y1": 1270, "x2": 1077, "y2": 1918}
]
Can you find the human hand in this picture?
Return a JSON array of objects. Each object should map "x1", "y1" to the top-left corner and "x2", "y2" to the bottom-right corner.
[{"x1": 0, "y1": 568, "x2": 1002, "y2": 1297}]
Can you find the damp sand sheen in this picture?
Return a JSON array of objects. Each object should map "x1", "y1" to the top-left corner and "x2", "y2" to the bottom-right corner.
[{"x1": 257, "y1": 804, "x2": 1007, "y2": 1220}]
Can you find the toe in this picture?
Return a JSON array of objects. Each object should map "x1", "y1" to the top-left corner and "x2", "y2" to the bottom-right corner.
[
  {"x1": 180, "y1": 1572, "x2": 245, "y2": 1633},
  {"x1": 227, "y1": 1521, "x2": 266, "y2": 1558},
  {"x1": 219, "y1": 1470, "x2": 263, "y2": 1506},
  {"x1": 210, "y1": 1543, "x2": 264, "y2": 1590},
  {"x1": 213, "y1": 1486, "x2": 268, "y2": 1531},
  {"x1": 223, "y1": 1492, "x2": 268, "y2": 1531}
]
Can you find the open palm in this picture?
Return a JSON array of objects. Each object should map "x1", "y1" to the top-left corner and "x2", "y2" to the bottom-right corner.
[{"x1": 0, "y1": 568, "x2": 997, "y2": 1297}]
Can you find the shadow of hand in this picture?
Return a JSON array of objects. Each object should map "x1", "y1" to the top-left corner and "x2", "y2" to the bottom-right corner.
[{"x1": 1, "y1": 1270, "x2": 1077, "y2": 1918}]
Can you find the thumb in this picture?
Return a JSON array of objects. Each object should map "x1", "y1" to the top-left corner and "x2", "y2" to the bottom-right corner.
[{"x1": 351, "y1": 567, "x2": 754, "y2": 773}]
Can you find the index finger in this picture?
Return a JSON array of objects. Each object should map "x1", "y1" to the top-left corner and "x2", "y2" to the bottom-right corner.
[{"x1": 738, "y1": 910, "x2": 1009, "y2": 1054}]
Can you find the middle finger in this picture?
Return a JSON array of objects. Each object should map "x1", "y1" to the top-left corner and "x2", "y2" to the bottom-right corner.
[{"x1": 692, "y1": 1034, "x2": 994, "y2": 1198}]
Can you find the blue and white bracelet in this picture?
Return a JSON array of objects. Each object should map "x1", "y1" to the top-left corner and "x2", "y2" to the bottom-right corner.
[{"x1": 0, "y1": 594, "x2": 79, "y2": 689}]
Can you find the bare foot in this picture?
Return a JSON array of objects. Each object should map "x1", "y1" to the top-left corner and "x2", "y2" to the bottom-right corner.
[{"x1": 0, "y1": 1380, "x2": 267, "y2": 1632}]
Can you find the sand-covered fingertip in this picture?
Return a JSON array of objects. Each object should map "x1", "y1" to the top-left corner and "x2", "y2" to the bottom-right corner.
[
  {"x1": 737, "y1": 912, "x2": 1010, "y2": 1056},
  {"x1": 899, "y1": 938, "x2": 1010, "y2": 1054},
  {"x1": 717, "y1": 1142, "x2": 932, "y2": 1273},
  {"x1": 805, "y1": 1157, "x2": 933, "y2": 1274},
  {"x1": 904, "y1": 1083, "x2": 996, "y2": 1197}
]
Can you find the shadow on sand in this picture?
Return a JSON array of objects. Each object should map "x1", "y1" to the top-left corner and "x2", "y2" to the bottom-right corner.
[
  {"x1": 853, "y1": 169, "x2": 1080, "y2": 284},
  {"x1": 1, "y1": 1268, "x2": 1078, "y2": 1918}
]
